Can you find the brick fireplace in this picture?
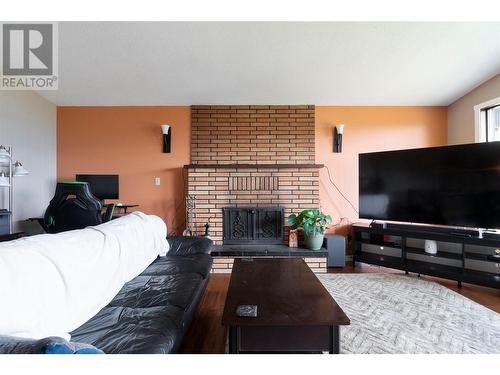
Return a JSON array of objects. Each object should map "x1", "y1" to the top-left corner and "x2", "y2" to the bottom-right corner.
[
  {"x1": 185, "y1": 105, "x2": 326, "y2": 273},
  {"x1": 186, "y1": 105, "x2": 321, "y2": 242}
]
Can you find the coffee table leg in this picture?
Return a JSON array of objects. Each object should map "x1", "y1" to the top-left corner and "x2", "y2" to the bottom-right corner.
[
  {"x1": 329, "y1": 326, "x2": 340, "y2": 354},
  {"x1": 229, "y1": 326, "x2": 239, "y2": 354}
]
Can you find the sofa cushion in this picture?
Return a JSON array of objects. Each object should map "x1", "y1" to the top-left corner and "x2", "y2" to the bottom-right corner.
[
  {"x1": 70, "y1": 306, "x2": 185, "y2": 354},
  {"x1": 107, "y1": 273, "x2": 204, "y2": 310},
  {"x1": 67, "y1": 237, "x2": 213, "y2": 354},
  {"x1": 142, "y1": 254, "x2": 212, "y2": 278}
]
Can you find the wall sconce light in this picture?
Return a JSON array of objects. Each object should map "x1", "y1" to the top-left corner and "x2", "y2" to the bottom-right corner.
[
  {"x1": 161, "y1": 124, "x2": 171, "y2": 153},
  {"x1": 334, "y1": 124, "x2": 345, "y2": 153}
]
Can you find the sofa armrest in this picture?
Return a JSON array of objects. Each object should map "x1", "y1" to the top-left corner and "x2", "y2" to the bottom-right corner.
[{"x1": 167, "y1": 236, "x2": 213, "y2": 256}]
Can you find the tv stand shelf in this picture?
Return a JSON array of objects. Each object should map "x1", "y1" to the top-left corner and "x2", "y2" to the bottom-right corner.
[
  {"x1": 404, "y1": 246, "x2": 463, "y2": 260},
  {"x1": 353, "y1": 223, "x2": 500, "y2": 289}
]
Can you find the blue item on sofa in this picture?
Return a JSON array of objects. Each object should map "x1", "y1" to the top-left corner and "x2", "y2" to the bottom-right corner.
[{"x1": 0, "y1": 335, "x2": 103, "y2": 354}]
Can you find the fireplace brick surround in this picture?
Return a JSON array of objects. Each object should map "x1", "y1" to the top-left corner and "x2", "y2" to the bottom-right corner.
[
  {"x1": 186, "y1": 165, "x2": 320, "y2": 244},
  {"x1": 186, "y1": 105, "x2": 325, "y2": 272}
]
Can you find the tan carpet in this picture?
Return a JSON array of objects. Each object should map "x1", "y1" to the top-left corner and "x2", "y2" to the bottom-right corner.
[{"x1": 317, "y1": 273, "x2": 500, "y2": 354}]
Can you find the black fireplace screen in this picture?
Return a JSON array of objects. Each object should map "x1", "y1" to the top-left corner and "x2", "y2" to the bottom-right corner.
[{"x1": 223, "y1": 207, "x2": 284, "y2": 245}]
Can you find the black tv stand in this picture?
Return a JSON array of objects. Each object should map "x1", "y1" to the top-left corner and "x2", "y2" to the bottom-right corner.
[{"x1": 353, "y1": 222, "x2": 500, "y2": 289}]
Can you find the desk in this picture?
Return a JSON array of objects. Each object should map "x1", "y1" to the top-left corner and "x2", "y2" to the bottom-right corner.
[
  {"x1": 104, "y1": 204, "x2": 139, "y2": 214},
  {"x1": 27, "y1": 204, "x2": 139, "y2": 233},
  {"x1": 27, "y1": 217, "x2": 48, "y2": 232}
]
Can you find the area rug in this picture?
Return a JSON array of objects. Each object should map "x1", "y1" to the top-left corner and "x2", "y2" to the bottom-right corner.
[{"x1": 316, "y1": 273, "x2": 500, "y2": 354}]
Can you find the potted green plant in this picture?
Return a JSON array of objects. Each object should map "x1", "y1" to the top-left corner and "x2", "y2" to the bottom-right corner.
[{"x1": 287, "y1": 209, "x2": 332, "y2": 250}]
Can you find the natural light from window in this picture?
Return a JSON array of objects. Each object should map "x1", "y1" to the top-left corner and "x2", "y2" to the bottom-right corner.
[{"x1": 485, "y1": 105, "x2": 500, "y2": 142}]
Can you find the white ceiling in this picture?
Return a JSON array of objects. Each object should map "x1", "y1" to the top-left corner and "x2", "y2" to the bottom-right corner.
[{"x1": 37, "y1": 22, "x2": 500, "y2": 106}]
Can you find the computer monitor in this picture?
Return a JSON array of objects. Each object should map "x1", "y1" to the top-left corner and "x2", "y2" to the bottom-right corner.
[{"x1": 75, "y1": 174, "x2": 119, "y2": 200}]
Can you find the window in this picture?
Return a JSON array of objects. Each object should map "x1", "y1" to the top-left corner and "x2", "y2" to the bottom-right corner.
[
  {"x1": 474, "y1": 97, "x2": 500, "y2": 142},
  {"x1": 482, "y1": 104, "x2": 500, "y2": 142}
]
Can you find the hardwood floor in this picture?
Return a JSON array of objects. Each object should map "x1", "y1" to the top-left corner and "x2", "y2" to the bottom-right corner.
[
  {"x1": 179, "y1": 262, "x2": 500, "y2": 354},
  {"x1": 180, "y1": 273, "x2": 231, "y2": 354}
]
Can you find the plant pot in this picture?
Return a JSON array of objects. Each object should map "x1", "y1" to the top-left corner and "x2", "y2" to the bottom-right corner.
[{"x1": 303, "y1": 233, "x2": 324, "y2": 251}]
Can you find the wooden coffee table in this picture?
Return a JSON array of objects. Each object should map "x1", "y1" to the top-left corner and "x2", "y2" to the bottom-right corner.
[{"x1": 222, "y1": 258, "x2": 350, "y2": 354}]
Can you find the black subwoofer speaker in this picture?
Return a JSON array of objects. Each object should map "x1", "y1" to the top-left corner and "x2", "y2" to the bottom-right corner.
[{"x1": 323, "y1": 234, "x2": 346, "y2": 267}]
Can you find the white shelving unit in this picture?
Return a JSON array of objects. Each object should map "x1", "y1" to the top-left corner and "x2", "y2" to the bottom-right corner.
[{"x1": 0, "y1": 145, "x2": 29, "y2": 234}]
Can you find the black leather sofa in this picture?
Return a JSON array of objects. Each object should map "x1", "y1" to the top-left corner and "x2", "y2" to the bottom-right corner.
[{"x1": 69, "y1": 236, "x2": 213, "y2": 354}]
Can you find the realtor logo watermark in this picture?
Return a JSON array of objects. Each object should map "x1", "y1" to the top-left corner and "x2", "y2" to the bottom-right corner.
[{"x1": 1, "y1": 22, "x2": 58, "y2": 90}]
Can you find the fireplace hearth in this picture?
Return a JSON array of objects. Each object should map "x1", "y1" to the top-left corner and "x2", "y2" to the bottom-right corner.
[{"x1": 223, "y1": 207, "x2": 284, "y2": 245}]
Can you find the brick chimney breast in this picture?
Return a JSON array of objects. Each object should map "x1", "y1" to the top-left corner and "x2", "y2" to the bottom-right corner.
[{"x1": 187, "y1": 105, "x2": 320, "y2": 245}]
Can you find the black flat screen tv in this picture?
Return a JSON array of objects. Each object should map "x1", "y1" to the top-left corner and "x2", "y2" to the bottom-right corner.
[
  {"x1": 359, "y1": 142, "x2": 500, "y2": 229},
  {"x1": 76, "y1": 174, "x2": 119, "y2": 200}
]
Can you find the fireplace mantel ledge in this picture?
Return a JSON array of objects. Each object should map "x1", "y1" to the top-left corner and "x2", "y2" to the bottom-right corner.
[{"x1": 183, "y1": 163, "x2": 324, "y2": 169}]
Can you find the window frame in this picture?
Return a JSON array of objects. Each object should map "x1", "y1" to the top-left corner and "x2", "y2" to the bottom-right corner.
[
  {"x1": 485, "y1": 104, "x2": 500, "y2": 142},
  {"x1": 474, "y1": 97, "x2": 500, "y2": 142}
]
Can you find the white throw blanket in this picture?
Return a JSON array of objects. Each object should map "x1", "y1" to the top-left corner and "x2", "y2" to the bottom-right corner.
[{"x1": 0, "y1": 212, "x2": 169, "y2": 340}]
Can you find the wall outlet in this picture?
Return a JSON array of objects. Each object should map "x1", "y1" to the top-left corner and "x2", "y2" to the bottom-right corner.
[{"x1": 154, "y1": 177, "x2": 161, "y2": 186}]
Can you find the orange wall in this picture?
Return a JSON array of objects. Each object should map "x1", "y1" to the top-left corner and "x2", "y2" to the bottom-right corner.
[
  {"x1": 316, "y1": 106, "x2": 448, "y2": 237},
  {"x1": 57, "y1": 105, "x2": 448, "y2": 239},
  {"x1": 57, "y1": 106, "x2": 190, "y2": 235}
]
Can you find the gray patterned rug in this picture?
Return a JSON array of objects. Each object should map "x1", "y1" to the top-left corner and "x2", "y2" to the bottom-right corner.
[{"x1": 317, "y1": 273, "x2": 500, "y2": 354}]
